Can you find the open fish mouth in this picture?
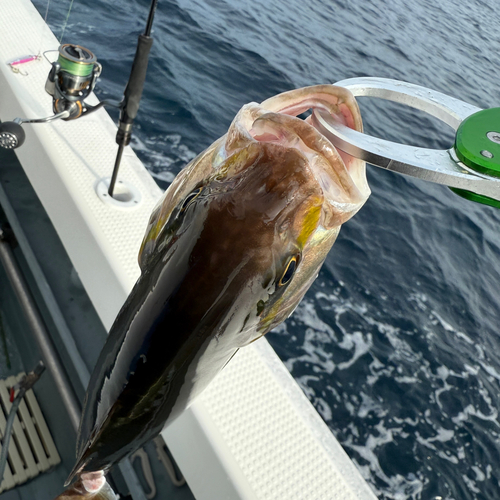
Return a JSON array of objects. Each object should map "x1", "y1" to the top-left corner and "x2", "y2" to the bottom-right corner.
[
  {"x1": 140, "y1": 84, "x2": 370, "y2": 266},
  {"x1": 220, "y1": 84, "x2": 370, "y2": 225}
]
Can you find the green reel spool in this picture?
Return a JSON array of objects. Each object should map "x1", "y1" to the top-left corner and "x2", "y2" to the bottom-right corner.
[
  {"x1": 453, "y1": 108, "x2": 500, "y2": 208},
  {"x1": 45, "y1": 44, "x2": 102, "y2": 119},
  {"x1": 58, "y1": 44, "x2": 96, "y2": 78},
  {"x1": 56, "y1": 44, "x2": 98, "y2": 97}
]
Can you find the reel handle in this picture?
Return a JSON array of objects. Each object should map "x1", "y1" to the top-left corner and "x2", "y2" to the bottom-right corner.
[
  {"x1": 0, "y1": 121, "x2": 26, "y2": 149},
  {"x1": 0, "y1": 112, "x2": 71, "y2": 150}
]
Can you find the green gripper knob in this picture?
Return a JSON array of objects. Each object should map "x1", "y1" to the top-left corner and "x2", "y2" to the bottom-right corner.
[{"x1": 452, "y1": 108, "x2": 500, "y2": 208}]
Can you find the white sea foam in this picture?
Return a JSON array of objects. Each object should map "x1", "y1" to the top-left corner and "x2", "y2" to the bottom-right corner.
[
  {"x1": 337, "y1": 331, "x2": 372, "y2": 370},
  {"x1": 294, "y1": 374, "x2": 320, "y2": 400},
  {"x1": 297, "y1": 299, "x2": 336, "y2": 338},
  {"x1": 464, "y1": 364, "x2": 480, "y2": 375},
  {"x1": 357, "y1": 392, "x2": 388, "y2": 419},
  {"x1": 150, "y1": 170, "x2": 176, "y2": 183},
  {"x1": 130, "y1": 133, "x2": 196, "y2": 183},
  {"x1": 367, "y1": 357, "x2": 395, "y2": 386},
  {"x1": 479, "y1": 361, "x2": 500, "y2": 381},
  {"x1": 280, "y1": 277, "x2": 499, "y2": 498},
  {"x1": 345, "y1": 420, "x2": 426, "y2": 499},
  {"x1": 451, "y1": 404, "x2": 499, "y2": 425},
  {"x1": 462, "y1": 474, "x2": 481, "y2": 494},
  {"x1": 315, "y1": 396, "x2": 333, "y2": 421},
  {"x1": 471, "y1": 465, "x2": 486, "y2": 482}
]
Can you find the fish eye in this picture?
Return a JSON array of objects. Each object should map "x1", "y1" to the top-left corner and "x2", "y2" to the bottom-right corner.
[
  {"x1": 278, "y1": 254, "x2": 299, "y2": 287},
  {"x1": 180, "y1": 187, "x2": 203, "y2": 213}
]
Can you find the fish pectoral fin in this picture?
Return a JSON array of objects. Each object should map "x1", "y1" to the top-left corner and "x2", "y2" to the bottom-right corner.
[{"x1": 54, "y1": 478, "x2": 118, "y2": 500}]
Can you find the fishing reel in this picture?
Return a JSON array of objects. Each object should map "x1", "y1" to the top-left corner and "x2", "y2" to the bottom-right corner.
[
  {"x1": 2, "y1": 1, "x2": 154, "y2": 199},
  {"x1": 45, "y1": 44, "x2": 102, "y2": 119},
  {"x1": 0, "y1": 43, "x2": 113, "y2": 150}
]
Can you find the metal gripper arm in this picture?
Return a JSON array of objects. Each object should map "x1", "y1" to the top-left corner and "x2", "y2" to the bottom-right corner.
[{"x1": 312, "y1": 77, "x2": 500, "y2": 208}]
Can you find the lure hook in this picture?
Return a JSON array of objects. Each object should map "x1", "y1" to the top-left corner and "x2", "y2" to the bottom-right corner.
[{"x1": 8, "y1": 53, "x2": 41, "y2": 76}]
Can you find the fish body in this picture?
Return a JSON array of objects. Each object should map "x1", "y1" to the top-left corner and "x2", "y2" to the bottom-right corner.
[{"x1": 61, "y1": 85, "x2": 370, "y2": 496}]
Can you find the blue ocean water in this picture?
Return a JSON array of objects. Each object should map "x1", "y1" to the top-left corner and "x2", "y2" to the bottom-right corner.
[{"x1": 33, "y1": 0, "x2": 500, "y2": 498}]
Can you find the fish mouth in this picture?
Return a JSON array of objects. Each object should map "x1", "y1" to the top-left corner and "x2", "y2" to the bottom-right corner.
[
  {"x1": 257, "y1": 85, "x2": 364, "y2": 180},
  {"x1": 225, "y1": 84, "x2": 370, "y2": 222},
  {"x1": 140, "y1": 85, "x2": 369, "y2": 266},
  {"x1": 260, "y1": 84, "x2": 362, "y2": 131}
]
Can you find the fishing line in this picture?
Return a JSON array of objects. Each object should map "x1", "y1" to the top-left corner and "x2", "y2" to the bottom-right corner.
[
  {"x1": 36, "y1": 0, "x2": 77, "y2": 53},
  {"x1": 37, "y1": 0, "x2": 51, "y2": 54},
  {"x1": 59, "y1": 0, "x2": 76, "y2": 43}
]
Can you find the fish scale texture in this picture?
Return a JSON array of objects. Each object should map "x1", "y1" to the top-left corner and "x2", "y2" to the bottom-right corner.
[{"x1": 200, "y1": 343, "x2": 370, "y2": 500}]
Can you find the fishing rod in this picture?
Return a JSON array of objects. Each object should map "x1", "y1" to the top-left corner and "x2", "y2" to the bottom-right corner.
[
  {"x1": 109, "y1": 0, "x2": 159, "y2": 197},
  {"x1": 0, "y1": 0, "x2": 160, "y2": 198}
]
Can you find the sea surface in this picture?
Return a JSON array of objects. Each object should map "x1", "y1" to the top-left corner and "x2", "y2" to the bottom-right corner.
[{"x1": 32, "y1": 0, "x2": 500, "y2": 498}]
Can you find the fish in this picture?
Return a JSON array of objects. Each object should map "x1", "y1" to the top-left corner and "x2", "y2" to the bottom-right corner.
[{"x1": 56, "y1": 84, "x2": 370, "y2": 498}]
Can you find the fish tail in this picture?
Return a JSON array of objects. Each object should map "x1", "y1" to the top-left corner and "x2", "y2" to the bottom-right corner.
[{"x1": 54, "y1": 476, "x2": 117, "y2": 499}]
